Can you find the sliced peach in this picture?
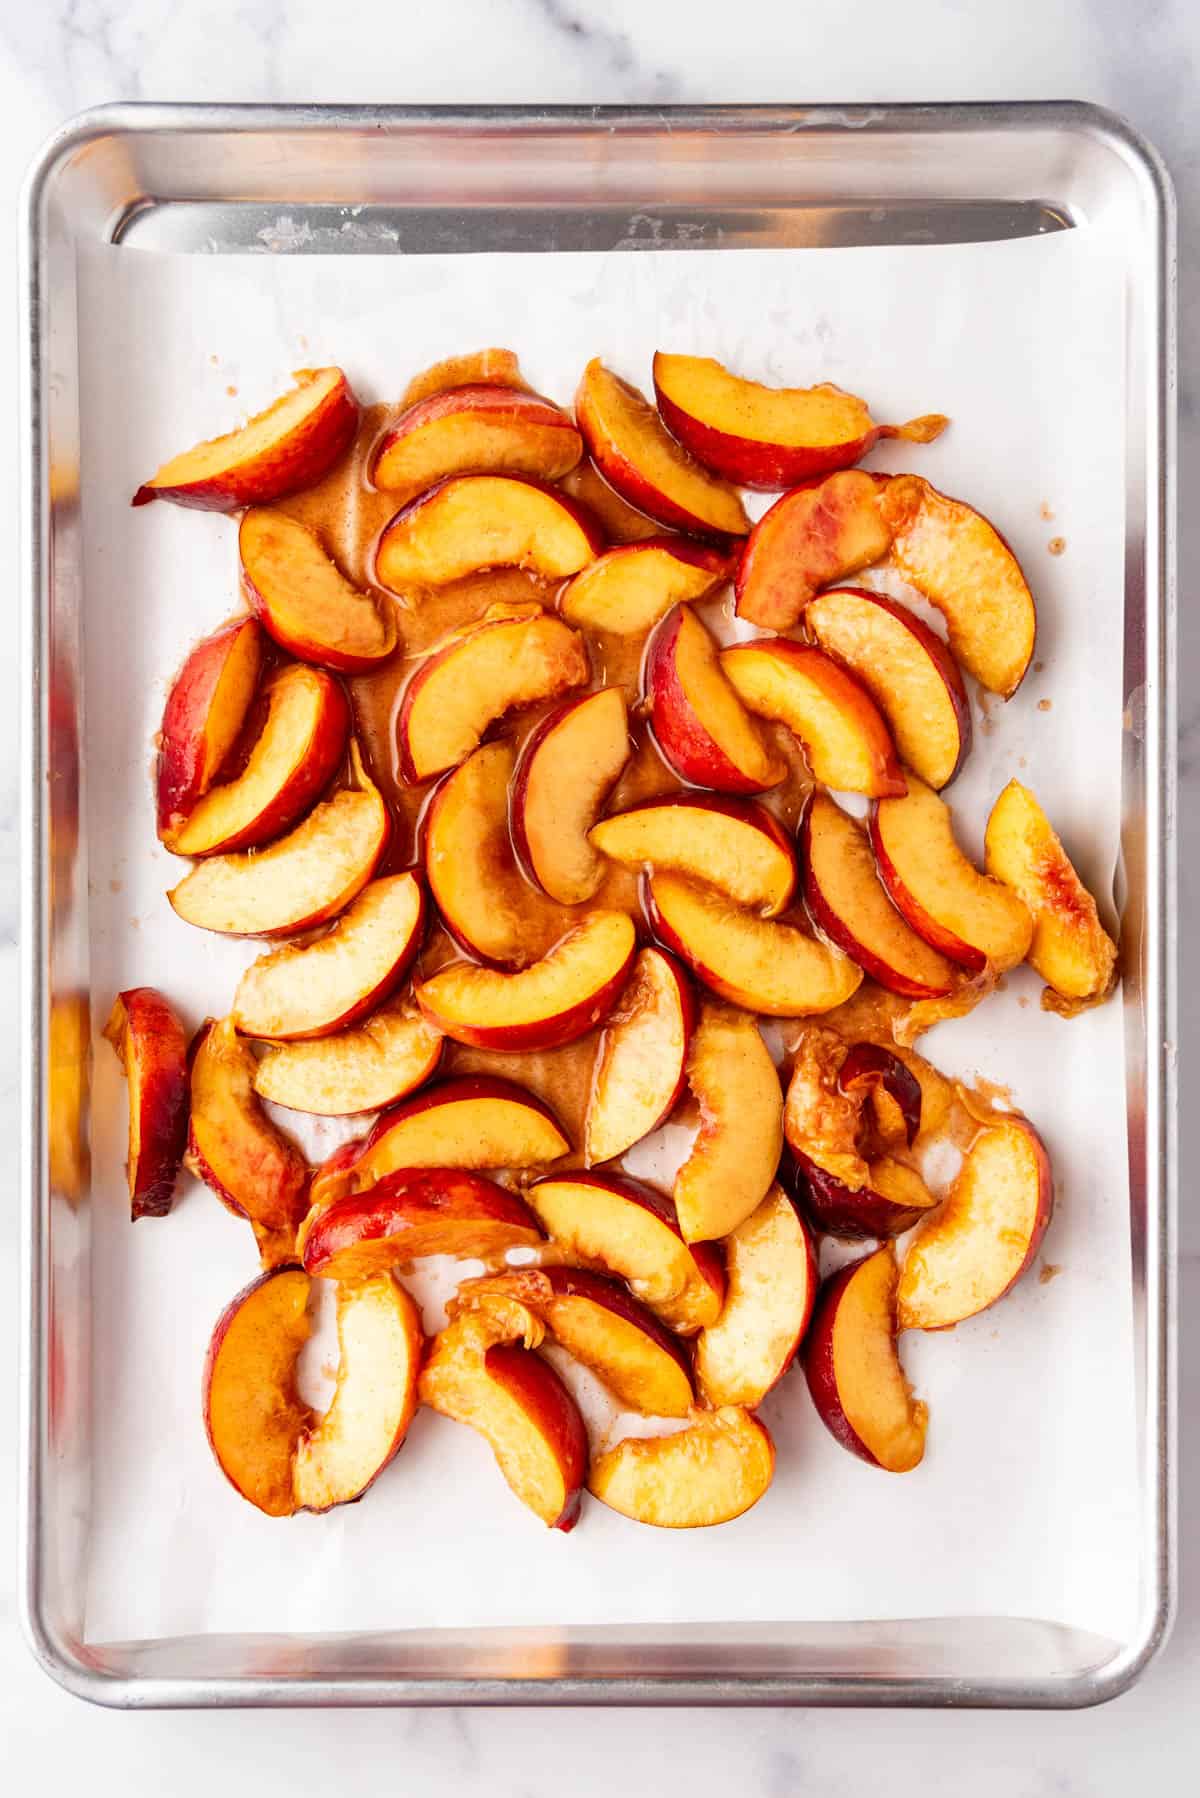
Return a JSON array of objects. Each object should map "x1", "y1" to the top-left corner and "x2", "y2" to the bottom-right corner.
[
  {"x1": 584, "y1": 947, "x2": 694, "y2": 1165},
  {"x1": 232, "y1": 873, "x2": 425, "y2": 1041},
  {"x1": 898, "y1": 1117, "x2": 1054, "y2": 1330},
  {"x1": 575, "y1": 359, "x2": 749, "y2": 540},
  {"x1": 332, "y1": 1075, "x2": 570, "y2": 1196},
  {"x1": 252, "y1": 1002, "x2": 443, "y2": 1116},
  {"x1": 799, "y1": 1153, "x2": 938, "y2": 1241},
  {"x1": 871, "y1": 777, "x2": 1033, "y2": 974},
  {"x1": 673, "y1": 1002, "x2": 783, "y2": 1243},
  {"x1": 693, "y1": 1186, "x2": 817, "y2": 1407},
  {"x1": 133, "y1": 368, "x2": 358, "y2": 511},
  {"x1": 720, "y1": 638, "x2": 905, "y2": 797},
  {"x1": 984, "y1": 780, "x2": 1118, "y2": 1006},
  {"x1": 801, "y1": 791, "x2": 959, "y2": 999},
  {"x1": 837, "y1": 1040, "x2": 922, "y2": 1144},
  {"x1": 653, "y1": 352, "x2": 947, "y2": 488},
  {"x1": 299, "y1": 1168, "x2": 542, "y2": 1279},
  {"x1": 590, "y1": 796, "x2": 795, "y2": 918},
  {"x1": 879, "y1": 475, "x2": 1036, "y2": 698},
  {"x1": 416, "y1": 910, "x2": 636, "y2": 1051},
  {"x1": 376, "y1": 474, "x2": 602, "y2": 590},
  {"x1": 103, "y1": 987, "x2": 189, "y2": 1220},
  {"x1": 202, "y1": 1266, "x2": 312, "y2": 1516},
  {"x1": 156, "y1": 617, "x2": 263, "y2": 841},
  {"x1": 589, "y1": 1406, "x2": 774, "y2": 1528},
  {"x1": 239, "y1": 509, "x2": 397, "y2": 673},
  {"x1": 511, "y1": 689, "x2": 631, "y2": 904},
  {"x1": 647, "y1": 872, "x2": 863, "y2": 1016},
  {"x1": 167, "y1": 664, "x2": 349, "y2": 857},
  {"x1": 558, "y1": 536, "x2": 730, "y2": 635},
  {"x1": 645, "y1": 604, "x2": 786, "y2": 794},
  {"x1": 373, "y1": 385, "x2": 582, "y2": 493},
  {"x1": 734, "y1": 470, "x2": 891, "y2": 631},
  {"x1": 169, "y1": 743, "x2": 390, "y2": 937},
  {"x1": 804, "y1": 1247, "x2": 926, "y2": 1471},
  {"x1": 527, "y1": 1173, "x2": 724, "y2": 1334},
  {"x1": 398, "y1": 606, "x2": 588, "y2": 784},
  {"x1": 400, "y1": 348, "x2": 525, "y2": 408}
]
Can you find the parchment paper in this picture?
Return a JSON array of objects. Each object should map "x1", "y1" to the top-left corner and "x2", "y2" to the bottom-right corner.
[{"x1": 75, "y1": 227, "x2": 1140, "y2": 1647}]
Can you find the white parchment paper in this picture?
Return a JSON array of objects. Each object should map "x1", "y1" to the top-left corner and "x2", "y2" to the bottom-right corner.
[{"x1": 75, "y1": 228, "x2": 1139, "y2": 1647}]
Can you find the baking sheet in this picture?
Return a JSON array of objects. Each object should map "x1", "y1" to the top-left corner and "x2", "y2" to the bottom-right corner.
[{"x1": 74, "y1": 229, "x2": 1138, "y2": 1647}]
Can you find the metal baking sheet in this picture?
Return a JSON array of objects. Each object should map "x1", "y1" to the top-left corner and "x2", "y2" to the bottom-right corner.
[{"x1": 18, "y1": 103, "x2": 1177, "y2": 1709}]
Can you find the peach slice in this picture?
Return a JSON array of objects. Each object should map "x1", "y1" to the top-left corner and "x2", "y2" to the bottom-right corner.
[
  {"x1": 653, "y1": 352, "x2": 947, "y2": 488},
  {"x1": 589, "y1": 1406, "x2": 775, "y2": 1528},
  {"x1": 169, "y1": 743, "x2": 390, "y2": 937},
  {"x1": 984, "y1": 780, "x2": 1118, "y2": 1007},
  {"x1": 400, "y1": 348, "x2": 525, "y2": 408},
  {"x1": 558, "y1": 536, "x2": 731, "y2": 635},
  {"x1": 187, "y1": 1017, "x2": 309, "y2": 1267},
  {"x1": 375, "y1": 474, "x2": 602, "y2": 590},
  {"x1": 805, "y1": 1247, "x2": 926, "y2": 1471},
  {"x1": 103, "y1": 987, "x2": 189, "y2": 1220},
  {"x1": 511, "y1": 689, "x2": 631, "y2": 905},
  {"x1": 720, "y1": 638, "x2": 905, "y2": 797},
  {"x1": 232, "y1": 873, "x2": 425, "y2": 1041},
  {"x1": 799, "y1": 1154, "x2": 938, "y2": 1241},
  {"x1": 458, "y1": 1267, "x2": 694, "y2": 1416},
  {"x1": 527, "y1": 1173, "x2": 724, "y2": 1334},
  {"x1": 239, "y1": 509, "x2": 397, "y2": 673},
  {"x1": 253, "y1": 1002, "x2": 443, "y2": 1116},
  {"x1": 202, "y1": 1266, "x2": 313, "y2": 1516},
  {"x1": 575, "y1": 359, "x2": 749, "y2": 540},
  {"x1": 156, "y1": 617, "x2": 263, "y2": 841},
  {"x1": 645, "y1": 604, "x2": 786, "y2": 794},
  {"x1": 800, "y1": 791, "x2": 959, "y2": 999},
  {"x1": 693, "y1": 1186, "x2": 817, "y2": 1407},
  {"x1": 590, "y1": 796, "x2": 795, "y2": 918},
  {"x1": 419, "y1": 1301, "x2": 587, "y2": 1531},
  {"x1": 329, "y1": 1075, "x2": 570, "y2": 1197},
  {"x1": 897, "y1": 1117, "x2": 1054, "y2": 1330},
  {"x1": 584, "y1": 947, "x2": 694, "y2": 1165},
  {"x1": 673, "y1": 1002, "x2": 783, "y2": 1243},
  {"x1": 647, "y1": 872, "x2": 863, "y2": 1016},
  {"x1": 879, "y1": 475, "x2": 1036, "y2": 698},
  {"x1": 416, "y1": 910, "x2": 636, "y2": 1051},
  {"x1": 735, "y1": 470, "x2": 891, "y2": 631},
  {"x1": 805, "y1": 586, "x2": 971, "y2": 790},
  {"x1": 871, "y1": 777, "x2": 1033, "y2": 974},
  {"x1": 167, "y1": 664, "x2": 350, "y2": 857},
  {"x1": 398, "y1": 606, "x2": 588, "y2": 784},
  {"x1": 837, "y1": 1040, "x2": 923, "y2": 1145},
  {"x1": 299, "y1": 1168, "x2": 543, "y2": 1279},
  {"x1": 133, "y1": 368, "x2": 358, "y2": 512},
  {"x1": 372, "y1": 385, "x2": 583, "y2": 493}
]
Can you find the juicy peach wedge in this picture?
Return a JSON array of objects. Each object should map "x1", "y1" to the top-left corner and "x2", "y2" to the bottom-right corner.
[
  {"x1": 559, "y1": 537, "x2": 730, "y2": 635},
  {"x1": 720, "y1": 637, "x2": 905, "y2": 798},
  {"x1": 299, "y1": 1168, "x2": 543, "y2": 1279},
  {"x1": 373, "y1": 385, "x2": 582, "y2": 493},
  {"x1": 645, "y1": 604, "x2": 786, "y2": 794},
  {"x1": 103, "y1": 987, "x2": 189, "y2": 1220},
  {"x1": 240, "y1": 509, "x2": 397, "y2": 672},
  {"x1": 590, "y1": 796, "x2": 795, "y2": 918},
  {"x1": 400, "y1": 348, "x2": 525, "y2": 408},
  {"x1": 694, "y1": 1185, "x2": 817, "y2": 1408},
  {"x1": 156, "y1": 617, "x2": 264, "y2": 841},
  {"x1": 252, "y1": 1003, "x2": 443, "y2": 1117},
  {"x1": 673, "y1": 1002, "x2": 783, "y2": 1243},
  {"x1": 735, "y1": 470, "x2": 891, "y2": 631},
  {"x1": 511, "y1": 688, "x2": 631, "y2": 905},
  {"x1": 376, "y1": 474, "x2": 602, "y2": 590},
  {"x1": 589, "y1": 1407, "x2": 775, "y2": 1528},
  {"x1": 804, "y1": 1247, "x2": 927, "y2": 1472},
  {"x1": 585, "y1": 947, "x2": 694, "y2": 1165}
]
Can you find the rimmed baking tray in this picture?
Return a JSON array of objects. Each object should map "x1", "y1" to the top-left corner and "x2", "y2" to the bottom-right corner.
[{"x1": 18, "y1": 102, "x2": 1177, "y2": 1709}]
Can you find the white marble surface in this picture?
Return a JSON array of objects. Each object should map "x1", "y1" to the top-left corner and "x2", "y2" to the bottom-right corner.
[{"x1": 1, "y1": 0, "x2": 1196, "y2": 1788}]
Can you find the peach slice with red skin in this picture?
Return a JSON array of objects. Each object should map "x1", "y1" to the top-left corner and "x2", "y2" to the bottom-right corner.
[
  {"x1": 575, "y1": 359, "x2": 749, "y2": 541},
  {"x1": 166, "y1": 664, "x2": 350, "y2": 858},
  {"x1": 645, "y1": 604, "x2": 787, "y2": 794},
  {"x1": 584, "y1": 946, "x2": 694, "y2": 1166},
  {"x1": 511, "y1": 688, "x2": 632, "y2": 905},
  {"x1": 156, "y1": 617, "x2": 263, "y2": 841},
  {"x1": 589, "y1": 1406, "x2": 775, "y2": 1528},
  {"x1": 416, "y1": 910, "x2": 636, "y2": 1052},
  {"x1": 720, "y1": 637, "x2": 905, "y2": 798},
  {"x1": 372, "y1": 384, "x2": 583, "y2": 493},
  {"x1": 735, "y1": 470, "x2": 892, "y2": 631},
  {"x1": 558, "y1": 536, "x2": 731, "y2": 635},
  {"x1": 299, "y1": 1168, "x2": 543, "y2": 1279},
  {"x1": 673, "y1": 1002, "x2": 783, "y2": 1244},
  {"x1": 898, "y1": 1117, "x2": 1054, "y2": 1330},
  {"x1": 799, "y1": 1154, "x2": 939, "y2": 1242},
  {"x1": 232, "y1": 873, "x2": 426, "y2": 1041},
  {"x1": 103, "y1": 987, "x2": 189, "y2": 1220},
  {"x1": 134, "y1": 368, "x2": 358, "y2": 512},
  {"x1": 253, "y1": 1003, "x2": 443, "y2": 1117},
  {"x1": 375, "y1": 474, "x2": 603, "y2": 590},
  {"x1": 805, "y1": 1247, "x2": 927, "y2": 1472},
  {"x1": 838, "y1": 1041, "x2": 922, "y2": 1145},
  {"x1": 805, "y1": 586, "x2": 971, "y2": 791},
  {"x1": 400, "y1": 348, "x2": 525, "y2": 408},
  {"x1": 871, "y1": 776, "x2": 1033, "y2": 974},
  {"x1": 590, "y1": 796, "x2": 795, "y2": 918},
  {"x1": 693, "y1": 1185, "x2": 817, "y2": 1408},
  {"x1": 239, "y1": 509, "x2": 397, "y2": 673},
  {"x1": 398, "y1": 605, "x2": 589, "y2": 784},
  {"x1": 652, "y1": 352, "x2": 947, "y2": 489}
]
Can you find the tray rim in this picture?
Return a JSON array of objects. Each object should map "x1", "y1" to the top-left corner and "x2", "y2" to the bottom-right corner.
[{"x1": 17, "y1": 98, "x2": 1178, "y2": 1712}]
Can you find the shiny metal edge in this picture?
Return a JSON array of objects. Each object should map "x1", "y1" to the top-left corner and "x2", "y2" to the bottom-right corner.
[{"x1": 17, "y1": 100, "x2": 1177, "y2": 1710}]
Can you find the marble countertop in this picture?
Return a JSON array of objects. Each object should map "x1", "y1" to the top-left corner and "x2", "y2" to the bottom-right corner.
[{"x1": 1, "y1": 1, "x2": 1195, "y2": 1790}]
